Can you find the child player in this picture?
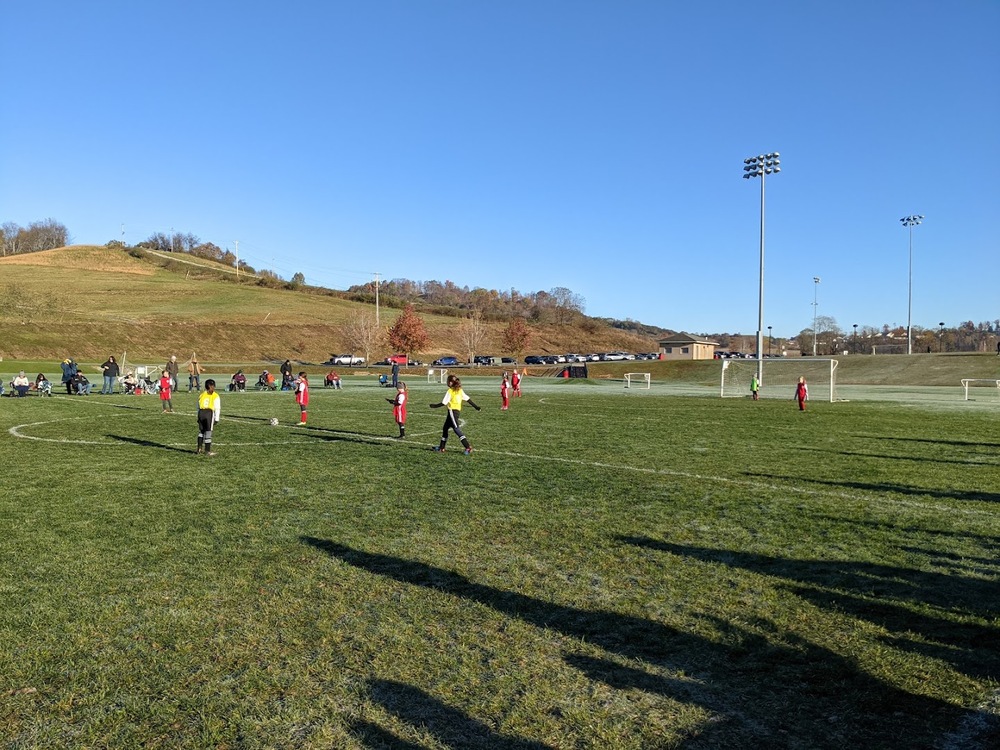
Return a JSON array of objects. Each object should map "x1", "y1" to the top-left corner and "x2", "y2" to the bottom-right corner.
[
  {"x1": 159, "y1": 368, "x2": 173, "y2": 413},
  {"x1": 511, "y1": 368, "x2": 522, "y2": 397},
  {"x1": 430, "y1": 375, "x2": 481, "y2": 454},
  {"x1": 196, "y1": 379, "x2": 221, "y2": 455},
  {"x1": 295, "y1": 372, "x2": 309, "y2": 425},
  {"x1": 500, "y1": 372, "x2": 510, "y2": 411},
  {"x1": 386, "y1": 381, "x2": 407, "y2": 438}
]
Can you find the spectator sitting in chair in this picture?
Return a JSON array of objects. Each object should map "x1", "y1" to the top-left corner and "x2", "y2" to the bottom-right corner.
[
  {"x1": 122, "y1": 370, "x2": 138, "y2": 395},
  {"x1": 35, "y1": 373, "x2": 52, "y2": 396},
  {"x1": 73, "y1": 371, "x2": 92, "y2": 395},
  {"x1": 325, "y1": 370, "x2": 342, "y2": 389},
  {"x1": 13, "y1": 371, "x2": 31, "y2": 397}
]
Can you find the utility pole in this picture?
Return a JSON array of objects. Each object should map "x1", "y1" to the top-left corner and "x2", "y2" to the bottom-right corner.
[
  {"x1": 234, "y1": 240, "x2": 239, "y2": 279},
  {"x1": 374, "y1": 272, "x2": 381, "y2": 326}
]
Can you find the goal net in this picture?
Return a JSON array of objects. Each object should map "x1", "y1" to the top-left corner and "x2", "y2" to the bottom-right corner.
[
  {"x1": 624, "y1": 372, "x2": 651, "y2": 389},
  {"x1": 721, "y1": 358, "x2": 838, "y2": 402},
  {"x1": 961, "y1": 378, "x2": 1000, "y2": 401},
  {"x1": 427, "y1": 368, "x2": 448, "y2": 384}
]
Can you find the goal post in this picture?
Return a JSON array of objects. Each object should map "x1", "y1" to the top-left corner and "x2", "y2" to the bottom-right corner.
[
  {"x1": 624, "y1": 372, "x2": 651, "y2": 389},
  {"x1": 721, "y1": 358, "x2": 838, "y2": 402},
  {"x1": 427, "y1": 368, "x2": 448, "y2": 384},
  {"x1": 960, "y1": 378, "x2": 1000, "y2": 401}
]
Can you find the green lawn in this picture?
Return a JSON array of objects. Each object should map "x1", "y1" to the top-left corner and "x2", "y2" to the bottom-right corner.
[{"x1": 1, "y1": 377, "x2": 998, "y2": 748}]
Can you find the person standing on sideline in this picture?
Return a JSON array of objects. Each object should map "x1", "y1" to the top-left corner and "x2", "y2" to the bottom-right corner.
[
  {"x1": 751, "y1": 373, "x2": 760, "y2": 401},
  {"x1": 100, "y1": 355, "x2": 120, "y2": 394},
  {"x1": 60, "y1": 358, "x2": 78, "y2": 395},
  {"x1": 794, "y1": 377, "x2": 809, "y2": 411},
  {"x1": 187, "y1": 354, "x2": 204, "y2": 392},
  {"x1": 165, "y1": 355, "x2": 179, "y2": 391},
  {"x1": 430, "y1": 375, "x2": 481, "y2": 454},
  {"x1": 511, "y1": 368, "x2": 522, "y2": 397},
  {"x1": 391, "y1": 360, "x2": 400, "y2": 389},
  {"x1": 387, "y1": 381, "x2": 407, "y2": 438},
  {"x1": 500, "y1": 372, "x2": 510, "y2": 411},
  {"x1": 295, "y1": 372, "x2": 310, "y2": 425},
  {"x1": 159, "y1": 369, "x2": 174, "y2": 413},
  {"x1": 196, "y1": 379, "x2": 221, "y2": 455}
]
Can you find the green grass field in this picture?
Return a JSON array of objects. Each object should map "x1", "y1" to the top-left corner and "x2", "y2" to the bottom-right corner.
[{"x1": 1, "y1": 375, "x2": 998, "y2": 749}]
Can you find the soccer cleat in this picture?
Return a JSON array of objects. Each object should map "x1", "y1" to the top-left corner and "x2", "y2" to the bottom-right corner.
[
  {"x1": 296, "y1": 421, "x2": 306, "y2": 426},
  {"x1": 206, "y1": 451, "x2": 216, "y2": 457},
  {"x1": 432, "y1": 447, "x2": 445, "y2": 452},
  {"x1": 464, "y1": 447, "x2": 473, "y2": 456}
]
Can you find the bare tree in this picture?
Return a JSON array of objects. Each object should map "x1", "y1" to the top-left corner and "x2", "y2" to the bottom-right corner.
[
  {"x1": 340, "y1": 312, "x2": 384, "y2": 364},
  {"x1": 457, "y1": 312, "x2": 490, "y2": 363}
]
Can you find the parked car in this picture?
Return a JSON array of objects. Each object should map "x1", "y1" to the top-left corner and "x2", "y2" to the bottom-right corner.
[
  {"x1": 324, "y1": 354, "x2": 365, "y2": 366},
  {"x1": 501, "y1": 357, "x2": 518, "y2": 366},
  {"x1": 524, "y1": 356, "x2": 545, "y2": 365},
  {"x1": 473, "y1": 355, "x2": 499, "y2": 366},
  {"x1": 432, "y1": 356, "x2": 459, "y2": 367}
]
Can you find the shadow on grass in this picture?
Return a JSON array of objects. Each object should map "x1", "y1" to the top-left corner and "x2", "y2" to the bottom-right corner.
[
  {"x1": 746, "y1": 471, "x2": 1000, "y2": 504},
  {"x1": 792, "y1": 445, "x2": 993, "y2": 467},
  {"x1": 302, "y1": 537, "x2": 966, "y2": 748},
  {"x1": 855, "y1": 434, "x2": 1000, "y2": 449},
  {"x1": 621, "y1": 537, "x2": 1000, "y2": 681},
  {"x1": 107, "y1": 434, "x2": 192, "y2": 454},
  {"x1": 351, "y1": 679, "x2": 553, "y2": 749}
]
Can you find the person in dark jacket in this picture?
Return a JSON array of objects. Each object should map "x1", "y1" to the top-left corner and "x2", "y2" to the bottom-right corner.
[
  {"x1": 60, "y1": 358, "x2": 78, "y2": 395},
  {"x1": 100, "y1": 356, "x2": 120, "y2": 394}
]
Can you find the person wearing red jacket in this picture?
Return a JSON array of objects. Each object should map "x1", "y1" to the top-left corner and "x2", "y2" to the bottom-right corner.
[
  {"x1": 794, "y1": 377, "x2": 809, "y2": 411},
  {"x1": 500, "y1": 373, "x2": 510, "y2": 411}
]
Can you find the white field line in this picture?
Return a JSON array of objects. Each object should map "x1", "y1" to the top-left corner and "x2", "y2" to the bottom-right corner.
[{"x1": 9, "y1": 412, "x2": 994, "y2": 519}]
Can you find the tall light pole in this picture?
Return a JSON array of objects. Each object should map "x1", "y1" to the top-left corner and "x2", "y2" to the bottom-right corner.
[
  {"x1": 900, "y1": 214, "x2": 924, "y2": 355},
  {"x1": 939, "y1": 322, "x2": 945, "y2": 352},
  {"x1": 812, "y1": 277, "x2": 820, "y2": 355},
  {"x1": 767, "y1": 325, "x2": 773, "y2": 357},
  {"x1": 743, "y1": 152, "x2": 780, "y2": 383},
  {"x1": 853, "y1": 323, "x2": 858, "y2": 354}
]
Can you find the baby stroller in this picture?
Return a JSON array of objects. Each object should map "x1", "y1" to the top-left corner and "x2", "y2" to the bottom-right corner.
[{"x1": 257, "y1": 370, "x2": 276, "y2": 391}]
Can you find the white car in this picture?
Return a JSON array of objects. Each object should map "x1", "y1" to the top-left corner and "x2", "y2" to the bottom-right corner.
[{"x1": 332, "y1": 354, "x2": 365, "y2": 366}]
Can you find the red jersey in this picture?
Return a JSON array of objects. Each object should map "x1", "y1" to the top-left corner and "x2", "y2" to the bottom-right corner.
[
  {"x1": 296, "y1": 378, "x2": 309, "y2": 406},
  {"x1": 159, "y1": 375, "x2": 172, "y2": 401},
  {"x1": 392, "y1": 390, "x2": 407, "y2": 423}
]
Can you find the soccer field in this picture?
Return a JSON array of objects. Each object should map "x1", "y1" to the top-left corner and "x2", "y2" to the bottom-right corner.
[{"x1": 2, "y1": 377, "x2": 998, "y2": 748}]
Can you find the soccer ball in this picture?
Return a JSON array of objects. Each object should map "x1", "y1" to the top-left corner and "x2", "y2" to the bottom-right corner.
[{"x1": 269, "y1": 417, "x2": 279, "y2": 426}]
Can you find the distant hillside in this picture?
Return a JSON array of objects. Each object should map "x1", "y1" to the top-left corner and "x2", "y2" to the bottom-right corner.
[{"x1": 0, "y1": 245, "x2": 661, "y2": 361}]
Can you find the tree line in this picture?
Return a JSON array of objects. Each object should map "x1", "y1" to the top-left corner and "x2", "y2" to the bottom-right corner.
[{"x1": 1, "y1": 219, "x2": 70, "y2": 256}]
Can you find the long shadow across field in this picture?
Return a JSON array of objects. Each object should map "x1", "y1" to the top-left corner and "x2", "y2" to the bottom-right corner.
[
  {"x1": 621, "y1": 538, "x2": 1000, "y2": 682},
  {"x1": 108, "y1": 434, "x2": 192, "y2": 454},
  {"x1": 302, "y1": 537, "x2": 970, "y2": 748},
  {"x1": 746, "y1": 471, "x2": 1000, "y2": 504},
  {"x1": 351, "y1": 679, "x2": 554, "y2": 749}
]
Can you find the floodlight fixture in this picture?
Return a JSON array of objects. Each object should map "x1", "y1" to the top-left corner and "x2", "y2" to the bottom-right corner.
[
  {"x1": 900, "y1": 214, "x2": 925, "y2": 354},
  {"x1": 743, "y1": 150, "x2": 781, "y2": 383}
]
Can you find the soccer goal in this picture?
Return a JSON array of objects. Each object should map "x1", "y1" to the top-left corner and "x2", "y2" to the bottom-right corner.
[
  {"x1": 721, "y1": 358, "x2": 839, "y2": 402},
  {"x1": 624, "y1": 372, "x2": 651, "y2": 389},
  {"x1": 427, "y1": 368, "x2": 448, "y2": 384},
  {"x1": 960, "y1": 378, "x2": 1000, "y2": 401}
]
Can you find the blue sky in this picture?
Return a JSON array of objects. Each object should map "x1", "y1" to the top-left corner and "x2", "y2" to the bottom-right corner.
[{"x1": 2, "y1": 1, "x2": 997, "y2": 338}]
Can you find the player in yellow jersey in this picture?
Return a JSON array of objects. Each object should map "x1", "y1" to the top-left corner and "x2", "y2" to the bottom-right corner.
[
  {"x1": 196, "y1": 379, "x2": 221, "y2": 455},
  {"x1": 430, "y1": 375, "x2": 481, "y2": 454}
]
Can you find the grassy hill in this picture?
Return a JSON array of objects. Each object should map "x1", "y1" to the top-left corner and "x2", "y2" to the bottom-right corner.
[{"x1": 0, "y1": 245, "x2": 658, "y2": 361}]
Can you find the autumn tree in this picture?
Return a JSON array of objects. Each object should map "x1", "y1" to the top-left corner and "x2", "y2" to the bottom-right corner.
[
  {"x1": 340, "y1": 312, "x2": 384, "y2": 364},
  {"x1": 500, "y1": 317, "x2": 532, "y2": 356},
  {"x1": 387, "y1": 304, "x2": 429, "y2": 357},
  {"x1": 457, "y1": 312, "x2": 490, "y2": 363}
]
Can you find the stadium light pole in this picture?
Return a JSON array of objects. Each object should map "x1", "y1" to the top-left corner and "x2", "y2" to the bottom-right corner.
[
  {"x1": 853, "y1": 323, "x2": 858, "y2": 354},
  {"x1": 900, "y1": 214, "x2": 924, "y2": 355},
  {"x1": 939, "y1": 321, "x2": 945, "y2": 352},
  {"x1": 812, "y1": 277, "x2": 820, "y2": 355},
  {"x1": 743, "y1": 152, "x2": 780, "y2": 384},
  {"x1": 767, "y1": 325, "x2": 772, "y2": 356}
]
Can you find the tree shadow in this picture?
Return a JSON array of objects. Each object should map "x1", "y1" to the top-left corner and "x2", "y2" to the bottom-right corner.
[
  {"x1": 792, "y1": 445, "x2": 992, "y2": 467},
  {"x1": 302, "y1": 537, "x2": 966, "y2": 748},
  {"x1": 353, "y1": 679, "x2": 553, "y2": 749},
  {"x1": 620, "y1": 537, "x2": 1000, "y2": 680},
  {"x1": 107, "y1": 434, "x2": 192, "y2": 454},
  {"x1": 746, "y1": 471, "x2": 1000, "y2": 504},
  {"x1": 855, "y1": 434, "x2": 1000, "y2": 449}
]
